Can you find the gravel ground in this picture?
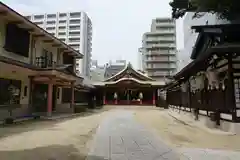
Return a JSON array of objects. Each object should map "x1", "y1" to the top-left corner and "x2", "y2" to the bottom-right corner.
[
  {"x1": 134, "y1": 109, "x2": 240, "y2": 151},
  {"x1": 0, "y1": 109, "x2": 110, "y2": 160}
]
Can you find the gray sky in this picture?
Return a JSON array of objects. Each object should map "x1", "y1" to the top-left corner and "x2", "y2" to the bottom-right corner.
[{"x1": 3, "y1": 0, "x2": 184, "y2": 67}]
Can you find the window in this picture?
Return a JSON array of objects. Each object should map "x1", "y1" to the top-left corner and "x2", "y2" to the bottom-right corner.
[
  {"x1": 69, "y1": 19, "x2": 80, "y2": 24},
  {"x1": 59, "y1": 13, "x2": 67, "y2": 18},
  {"x1": 69, "y1": 44, "x2": 79, "y2": 48},
  {"x1": 69, "y1": 37, "x2": 80, "y2": 42},
  {"x1": 58, "y1": 26, "x2": 66, "y2": 30},
  {"x1": 35, "y1": 21, "x2": 43, "y2": 25},
  {"x1": 69, "y1": 25, "x2": 80, "y2": 30},
  {"x1": 4, "y1": 23, "x2": 30, "y2": 57},
  {"x1": 47, "y1": 14, "x2": 56, "y2": 18},
  {"x1": 34, "y1": 15, "x2": 44, "y2": 19},
  {"x1": 70, "y1": 12, "x2": 81, "y2": 18},
  {"x1": 0, "y1": 78, "x2": 21, "y2": 105},
  {"x1": 69, "y1": 31, "x2": 80, "y2": 36},
  {"x1": 59, "y1": 38, "x2": 65, "y2": 42},
  {"x1": 58, "y1": 32, "x2": 66, "y2": 36},
  {"x1": 59, "y1": 20, "x2": 66, "y2": 24},
  {"x1": 46, "y1": 27, "x2": 55, "y2": 30},
  {"x1": 47, "y1": 20, "x2": 55, "y2": 25}
]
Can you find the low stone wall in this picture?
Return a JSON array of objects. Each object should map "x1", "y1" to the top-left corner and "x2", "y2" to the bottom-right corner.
[{"x1": 169, "y1": 107, "x2": 240, "y2": 134}]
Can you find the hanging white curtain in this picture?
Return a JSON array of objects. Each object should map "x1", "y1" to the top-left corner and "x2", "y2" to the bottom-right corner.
[
  {"x1": 181, "y1": 82, "x2": 188, "y2": 92},
  {"x1": 195, "y1": 74, "x2": 205, "y2": 90},
  {"x1": 189, "y1": 73, "x2": 205, "y2": 92},
  {"x1": 205, "y1": 69, "x2": 220, "y2": 90}
]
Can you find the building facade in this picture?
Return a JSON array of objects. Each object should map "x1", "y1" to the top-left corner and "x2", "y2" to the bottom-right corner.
[
  {"x1": 26, "y1": 11, "x2": 93, "y2": 77},
  {"x1": 0, "y1": 2, "x2": 93, "y2": 122},
  {"x1": 104, "y1": 60, "x2": 126, "y2": 79},
  {"x1": 141, "y1": 18, "x2": 177, "y2": 82}
]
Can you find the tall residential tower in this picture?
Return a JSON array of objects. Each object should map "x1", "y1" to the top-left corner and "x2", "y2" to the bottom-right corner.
[
  {"x1": 26, "y1": 12, "x2": 93, "y2": 77},
  {"x1": 141, "y1": 18, "x2": 177, "y2": 82}
]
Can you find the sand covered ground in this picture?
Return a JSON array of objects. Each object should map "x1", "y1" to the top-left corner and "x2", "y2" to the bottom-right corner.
[{"x1": 134, "y1": 109, "x2": 240, "y2": 151}]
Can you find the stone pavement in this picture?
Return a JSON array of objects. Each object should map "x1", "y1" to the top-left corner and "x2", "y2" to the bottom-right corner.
[
  {"x1": 178, "y1": 148, "x2": 240, "y2": 160},
  {"x1": 87, "y1": 110, "x2": 180, "y2": 160}
]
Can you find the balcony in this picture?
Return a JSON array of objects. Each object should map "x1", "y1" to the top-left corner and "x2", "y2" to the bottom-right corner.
[
  {"x1": 35, "y1": 56, "x2": 57, "y2": 68},
  {"x1": 145, "y1": 37, "x2": 175, "y2": 42},
  {"x1": 146, "y1": 43, "x2": 176, "y2": 49},
  {"x1": 145, "y1": 58, "x2": 176, "y2": 63},
  {"x1": 145, "y1": 65, "x2": 176, "y2": 70},
  {"x1": 145, "y1": 51, "x2": 176, "y2": 56}
]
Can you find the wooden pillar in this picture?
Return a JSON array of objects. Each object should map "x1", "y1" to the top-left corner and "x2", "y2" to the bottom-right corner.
[
  {"x1": 103, "y1": 91, "x2": 106, "y2": 105},
  {"x1": 227, "y1": 54, "x2": 237, "y2": 122},
  {"x1": 71, "y1": 82, "x2": 75, "y2": 108},
  {"x1": 47, "y1": 83, "x2": 53, "y2": 116},
  {"x1": 187, "y1": 80, "x2": 192, "y2": 112},
  {"x1": 152, "y1": 90, "x2": 156, "y2": 105}
]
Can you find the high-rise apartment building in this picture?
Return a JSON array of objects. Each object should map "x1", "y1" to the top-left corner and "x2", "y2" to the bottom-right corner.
[
  {"x1": 25, "y1": 12, "x2": 93, "y2": 77},
  {"x1": 141, "y1": 18, "x2": 177, "y2": 82}
]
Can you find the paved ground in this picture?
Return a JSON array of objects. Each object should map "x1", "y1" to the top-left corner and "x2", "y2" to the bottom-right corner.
[
  {"x1": 88, "y1": 108, "x2": 240, "y2": 160},
  {"x1": 0, "y1": 106, "x2": 240, "y2": 160},
  {"x1": 87, "y1": 109, "x2": 180, "y2": 160}
]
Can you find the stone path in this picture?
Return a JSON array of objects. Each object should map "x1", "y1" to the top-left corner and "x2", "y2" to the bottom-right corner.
[
  {"x1": 179, "y1": 148, "x2": 240, "y2": 160},
  {"x1": 87, "y1": 110, "x2": 180, "y2": 160}
]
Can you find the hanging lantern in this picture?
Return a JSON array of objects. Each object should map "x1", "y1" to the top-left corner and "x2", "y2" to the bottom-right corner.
[
  {"x1": 139, "y1": 92, "x2": 143, "y2": 100},
  {"x1": 114, "y1": 92, "x2": 118, "y2": 99}
]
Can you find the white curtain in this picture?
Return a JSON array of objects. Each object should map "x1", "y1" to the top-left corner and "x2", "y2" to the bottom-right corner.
[{"x1": 205, "y1": 70, "x2": 220, "y2": 89}]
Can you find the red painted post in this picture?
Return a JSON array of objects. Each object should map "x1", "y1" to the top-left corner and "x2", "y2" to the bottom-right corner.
[{"x1": 47, "y1": 83, "x2": 53, "y2": 116}]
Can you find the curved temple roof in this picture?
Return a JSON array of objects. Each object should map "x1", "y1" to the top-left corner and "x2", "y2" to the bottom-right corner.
[
  {"x1": 104, "y1": 62, "x2": 154, "y2": 82},
  {"x1": 93, "y1": 62, "x2": 165, "y2": 86}
]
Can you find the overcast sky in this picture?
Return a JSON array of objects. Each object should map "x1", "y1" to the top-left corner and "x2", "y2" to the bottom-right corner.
[{"x1": 3, "y1": 0, "x2": 184, "y2": 67}]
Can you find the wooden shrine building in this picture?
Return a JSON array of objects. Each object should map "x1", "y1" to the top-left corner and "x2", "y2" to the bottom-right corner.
[
  {"x1": 93, "y1": 63, "x2": 165, "y2": 105},
  {"x1": 161, "y1": 24, "x2": 240, "y2": 133}
]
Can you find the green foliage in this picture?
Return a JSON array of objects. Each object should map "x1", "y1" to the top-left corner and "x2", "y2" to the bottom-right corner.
[{"x1": 169, "y1": 0, "x2": 240, "y2": 20}]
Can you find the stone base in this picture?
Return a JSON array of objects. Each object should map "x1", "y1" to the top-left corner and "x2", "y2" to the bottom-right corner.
[{"x1": 169, "y1": 107, "x2": 240, "y2": 134}]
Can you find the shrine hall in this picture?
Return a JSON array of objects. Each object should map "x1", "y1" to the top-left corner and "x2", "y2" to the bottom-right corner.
[{"x1": 93, "y1": 63, "x2": 164, "y2": 105}]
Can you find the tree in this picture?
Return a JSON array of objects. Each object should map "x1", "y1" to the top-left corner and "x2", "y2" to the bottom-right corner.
[{"x1": 169, "y1": 0, "x2": 239, "y2": 20}]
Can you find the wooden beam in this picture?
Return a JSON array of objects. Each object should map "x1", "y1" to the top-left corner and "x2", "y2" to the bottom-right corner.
[
  {"x1": 23, "y1": 28, "x2": 35, "y2": 32},
  {"x1": 0, "y1": 11, "x2": 8, "y2": 16},
  {"x1": 32, "y1": 34, "x2": 45, "y2": 38},
  {"x1": 9, "y1": 20, "x2": 23, "y2": 24},
  {"x1": 43, "y1": 39, "x2": 54, "y2": 43},
  {"x1": 52, "y1": 44, "x2": 61, "y2": 47},
  {"x1": 63, "y1": 51, "x2": 72, "y2": 54}
]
